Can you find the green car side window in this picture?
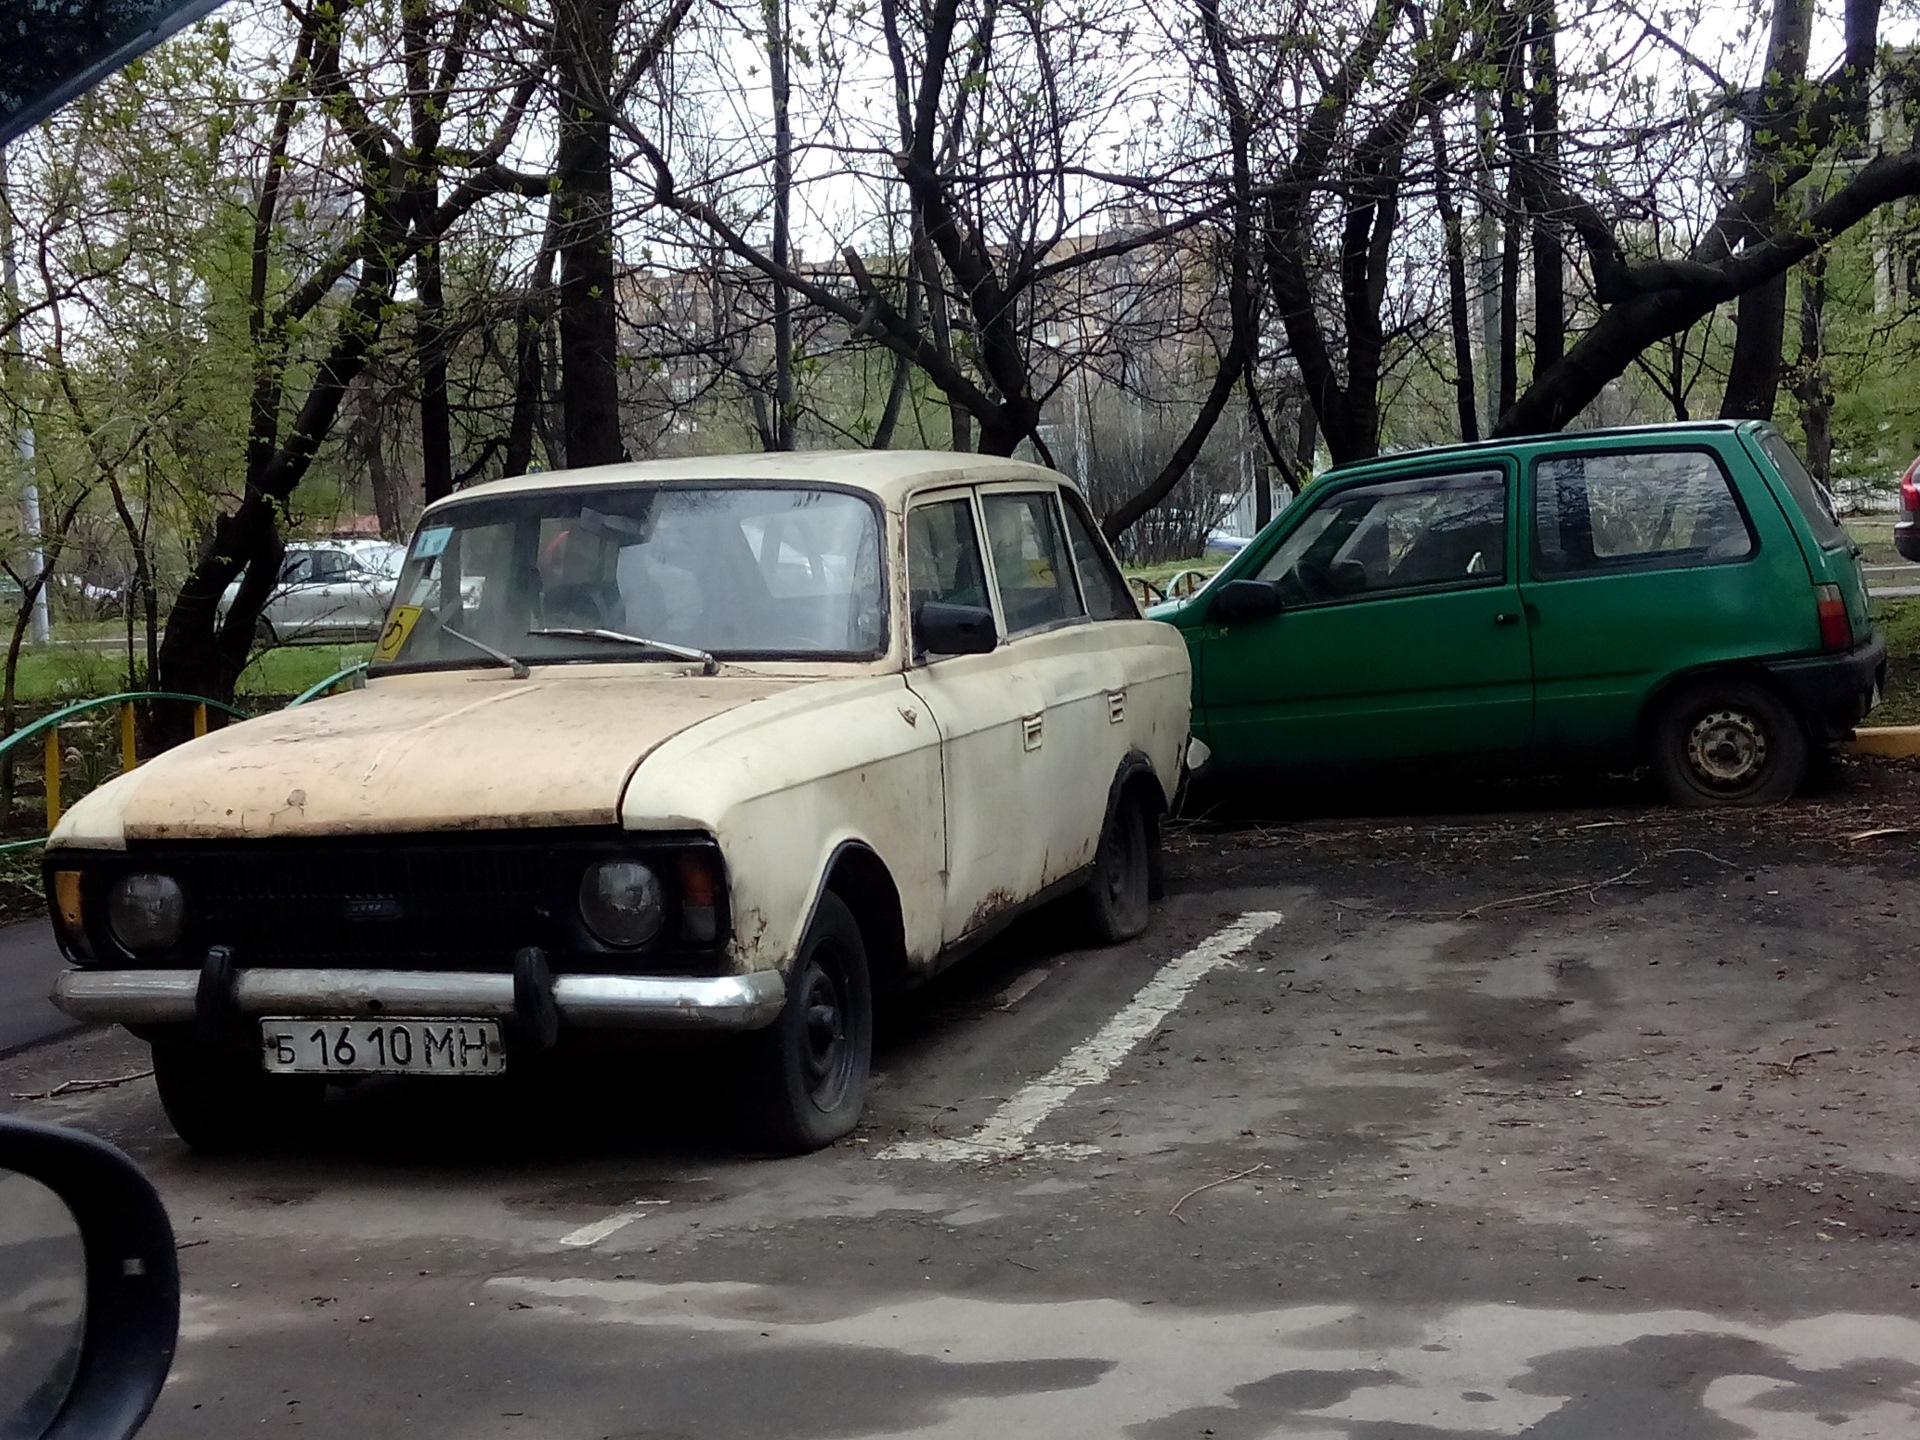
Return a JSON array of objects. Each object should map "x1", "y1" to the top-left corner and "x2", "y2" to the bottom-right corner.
[
  {"x1": 1533, "y1": 449, "x2": 1754, "y2": 576},
  {"x1": 1254, "y1": 469, "x2": 1507, "y2": 606}
]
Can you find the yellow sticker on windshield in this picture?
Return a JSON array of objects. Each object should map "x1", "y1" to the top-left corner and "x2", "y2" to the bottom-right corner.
[{"x1": 374, "y1": 605, "x2": 422, "y2": 661}]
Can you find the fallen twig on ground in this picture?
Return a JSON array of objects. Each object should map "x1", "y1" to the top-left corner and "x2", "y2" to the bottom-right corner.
[
  {"x1": 12, "y1": 1068, "x2": 153, "y2": 1101},
  {"x1": 1455, "y1": 847, "x2": 1737, "y2": 920},
  {"x1": 1845, "y1": 827, "x2": 1911, "y2": 842},
  {"x1": 1763, "y1": 1048, "x2": 1838, "y2": 1078},
  {"x1": 1169, "y1": 1162, "x2": 1268, "y2": 1223}
]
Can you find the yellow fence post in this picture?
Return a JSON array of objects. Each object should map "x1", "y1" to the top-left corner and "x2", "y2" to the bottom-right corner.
[
  {"x1": 44, "y1": 726, "x2": 61, "y2": 830},
  {"x1": 193, "y1": 703, "x2": 208, "y2": 739},
  {"x1": 119, "y1": 701, "x2": 137, "y2": 772}
]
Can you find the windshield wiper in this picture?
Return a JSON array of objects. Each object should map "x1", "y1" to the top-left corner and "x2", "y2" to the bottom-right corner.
[
  {"x1": 529, "y1": 627, "x2": 720, "y2": 676},
  {"x1": 440, "y1": 623, "x2": 530, "y2": 679}
]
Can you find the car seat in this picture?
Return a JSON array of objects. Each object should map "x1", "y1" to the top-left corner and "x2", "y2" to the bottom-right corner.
[{"x1": 542, "y1": 580, "x2": 623, "y2": 631}]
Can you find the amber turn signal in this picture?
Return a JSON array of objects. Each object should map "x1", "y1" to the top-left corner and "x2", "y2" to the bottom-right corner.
[
  {"x1": 677, "y1": 853, "x2": 720, "y2": 943},
  {"x1": 53, "y1": 870, "x2": 83, "y2": 931}
]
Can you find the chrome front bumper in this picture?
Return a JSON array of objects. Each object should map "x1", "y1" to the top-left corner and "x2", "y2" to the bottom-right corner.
[{"x1": 51, "y1": 967, "x2": 786, "y2": 1031}]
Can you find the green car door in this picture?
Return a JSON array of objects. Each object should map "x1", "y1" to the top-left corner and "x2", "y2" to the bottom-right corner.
[
  {"x1": 1187, "y1": 464, "x2": 1535, "y2": 773},
  {"x1": 1518, "y1": 441, "x2": 1817, "y2": 764}
]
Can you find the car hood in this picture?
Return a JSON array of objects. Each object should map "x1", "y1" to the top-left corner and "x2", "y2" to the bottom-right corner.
[{"x1": 57, "y1": 669, "x2": 805, "y2": 844}]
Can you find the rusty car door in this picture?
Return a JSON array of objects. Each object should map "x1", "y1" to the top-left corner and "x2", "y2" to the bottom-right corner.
[{"x1": 901, "y1": 489, "x2": 1052, "y2": 947}]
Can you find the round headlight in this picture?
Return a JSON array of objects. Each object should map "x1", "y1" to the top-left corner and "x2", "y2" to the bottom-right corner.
[
  {"x1": 579, "y1": 860, "x2": 664, "y2": 948},
  {"x1": 107, "y1": 873, "x2": 186, "y2": 954}
]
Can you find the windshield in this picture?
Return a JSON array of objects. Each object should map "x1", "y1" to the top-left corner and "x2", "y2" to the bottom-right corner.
[{"x1": 371, "y1": 483, "x2": 887, "y2": 672}]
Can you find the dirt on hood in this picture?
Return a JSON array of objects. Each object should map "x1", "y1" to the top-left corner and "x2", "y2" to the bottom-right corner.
[{"x1": 80, "y1": 669, "x2": 804, "y2": 843}]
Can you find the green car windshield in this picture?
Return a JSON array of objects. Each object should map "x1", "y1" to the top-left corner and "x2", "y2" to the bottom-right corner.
[{"x1": 371, "y1": 483, "x2": 888, "y2": 672}]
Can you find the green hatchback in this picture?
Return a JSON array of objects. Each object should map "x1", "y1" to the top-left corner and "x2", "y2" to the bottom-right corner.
[{"x1": 1157, "y1": 421, "x2": 1885, "y2": 806}]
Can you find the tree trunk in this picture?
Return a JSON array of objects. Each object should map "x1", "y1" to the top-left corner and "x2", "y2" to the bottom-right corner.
[
  {"x1": 1497, "y1": 126, "x2": 1522, "y2": 416},
  {"x1": 367, "y1": 415, "x2": 405, "y2": 537},
  {"x1": 765, "y1": 0, "x2": 794, "y2": 450},
  {"x1": 1474, "y1": 97, "x2": 1504, "y2": 437},
  {"x1": 1527, "y1": 0, "x2": 1564, "y2": 375},
  {"x1": 554, "y1": 0, "x2": 625, "y2": 468},
  {"x1": 1791, "y1": 254, "x2": 1833, "y2": 484},
  {"x1": 155, "y1": 250, "x2": 399, "y2": 744},
  {"x1": 1719, "y1": 0, "x2": 1813, "y2": 421},
  {"x1": 1428, "y1": 109, "x2": 1478, "y2": 442},
  {"x1": 919, "y1": 240, "x2": 970, "y2": 452},
  {"x1": 416, "y1": 233, "x2": 454, "y2": 501},
  {"x1": 1722, "y1": 273, "x2": 1790, "y2": 421}
]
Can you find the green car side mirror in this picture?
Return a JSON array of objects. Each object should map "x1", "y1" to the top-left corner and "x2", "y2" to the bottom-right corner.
[{"x1": 1208, "y1": 579, "x2": 1283, "y2": 623}]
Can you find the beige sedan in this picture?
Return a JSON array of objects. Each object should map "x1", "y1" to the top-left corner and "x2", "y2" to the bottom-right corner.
[{"x1": 47, "y1": 452, "x2": 1191, "y2": 1152}]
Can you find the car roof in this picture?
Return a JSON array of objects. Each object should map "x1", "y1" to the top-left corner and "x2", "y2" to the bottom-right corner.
[
  {"x1": 428, "y1": 450, "x2": 1070, "y2": 516},
  {"x1": 1327, "y1": 420, "x2": 1767, "y2": 478}
]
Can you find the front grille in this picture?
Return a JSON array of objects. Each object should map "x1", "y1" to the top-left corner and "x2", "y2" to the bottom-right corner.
[
  {"x1": 74, "y1": 830, "x2": 728, "y2": 974},
  {"x1": 195, "y1": 842, "x2": 550, "y2": 968}
]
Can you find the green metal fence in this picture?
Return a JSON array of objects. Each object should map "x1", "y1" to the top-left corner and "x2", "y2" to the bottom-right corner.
[{"x1": 0, "y1": 661, "x2": 370, "y2": 855}]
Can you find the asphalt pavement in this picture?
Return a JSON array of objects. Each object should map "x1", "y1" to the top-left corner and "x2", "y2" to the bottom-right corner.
[
  {"x1": 0, "y1": 918, "x2": 79, "y2": 1057},
  {"x1": 6, "y1": 779, "x2": 1920, "y2": 1439}
]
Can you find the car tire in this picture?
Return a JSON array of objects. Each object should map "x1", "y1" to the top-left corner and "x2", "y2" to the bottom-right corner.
[
  {"x1": 151, "y1": 1042, "x2": 325, "y2": 1153},
  {"x1": 1652, "y1": 678, "x2": 1808, "y2": 808},
  {"x1": 253, "y1": 615, "x2": 278, "y2": 649},
  {"x1": 1081, "y1": 785, "x2": 1153, "y2": 943},
  {"x1": 738, "y1": 892, "x2": 872, "y2": 1153}
]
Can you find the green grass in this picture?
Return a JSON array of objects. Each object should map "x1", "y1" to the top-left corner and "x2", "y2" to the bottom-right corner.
[
  {"x1": 1126, "y1": 557, "x2": 1224, "y2": 587},
  {"x1": 1874, "y1": 597, "x2": 1920, "y2": 724},
  {"x1": 1846, "y1": 516, "x2": 1905, "y2": 567},
  {"x1": 1124, "y1": 557, "x2": 1228, "y2": 604},
  {"x1": 233, "y1": 644, "x2": 373, "y2": 700},
  {"x1": 0, "y1": 642, "x2": 371, "y2": 707}
]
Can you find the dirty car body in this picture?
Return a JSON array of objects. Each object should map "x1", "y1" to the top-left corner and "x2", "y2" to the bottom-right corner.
[
  {"x1": 45, "y1": 452, "x2": 1190, "y2": 1151},
  {"x1": 1161, "y1": 421, "x2": 1882, "y2": 807}
]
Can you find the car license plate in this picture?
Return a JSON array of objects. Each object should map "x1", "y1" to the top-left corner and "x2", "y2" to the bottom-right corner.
[{"x1": 259, "y1": 1018, "x2": 505, "y2": 1075}]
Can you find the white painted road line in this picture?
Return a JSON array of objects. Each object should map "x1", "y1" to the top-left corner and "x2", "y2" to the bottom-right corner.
[
  {"x1": 558, "y1": 1202, "x2": 670, "y2": 1249},
  {"x1": 882, "y1": 910, "x2": 1285, "y2": 1162}
]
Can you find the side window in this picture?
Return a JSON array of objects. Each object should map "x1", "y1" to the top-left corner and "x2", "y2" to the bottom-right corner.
[
  {"x1": 907, "y1": 498, "x2": 992, "y2": 617},
  {"x1": 1253, "y1": 469, "x2": 1507, "y2": 605},
  {"x1": 1533, "y1": 450, "x2": 1754, "y2": 576},
  {"x1": 279, "y1": 554, "x2": 313, "y2": 585},
  {"x1": 308, "y1": 550, "x2": 352, "y2": 582},
  {"x1": 982, "y1": 491, "x2": 1086, "y2": 634},
  {"x1": 1758, "y1": 431, "x2": 1847, "y2": 550},
  {"x1": 1060, "y1": 490, "x2": 1139, "y2": 621}
]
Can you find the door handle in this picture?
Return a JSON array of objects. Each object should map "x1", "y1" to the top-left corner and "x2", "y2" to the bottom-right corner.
[
  {"x1": 1021, "y1": 713, "x2": 1044, "y2": 751},
  {"x1": 1494, "y1": 612, "x2": 1520, "y2": 626}
]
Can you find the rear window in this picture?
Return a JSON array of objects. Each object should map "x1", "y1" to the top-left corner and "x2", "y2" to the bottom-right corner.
[
  {"x1": 1533, "y1": 449, "x2": 1754, "y2": 576},
  {"x1": 1758, "y1": 432, "x2": 1848, "y2": 549}
]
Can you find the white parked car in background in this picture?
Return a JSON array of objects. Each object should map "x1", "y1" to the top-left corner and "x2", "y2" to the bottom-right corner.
[
  {"x1": 46, "y1": 452, "x2": 1192, "y2": 1153},
  {"x1": 219, "y1": 540, "x2": 403, "y2": 644}
]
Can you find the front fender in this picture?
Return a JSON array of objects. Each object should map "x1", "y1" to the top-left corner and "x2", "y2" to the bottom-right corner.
[{"x1": 618, "y1": 674, "x2": 946, "y2": 976}]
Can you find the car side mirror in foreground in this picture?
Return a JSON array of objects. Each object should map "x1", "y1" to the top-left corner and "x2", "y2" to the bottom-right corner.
[
  {"x1": 0, "y1": 1117, "x2": 178, "y2": 1440},
  {"x1": 1208, "y1": 579, "x2": 1284, "y2": 623},
  {"x1": 914, "y1": 601, "x2": 998, "y2": 656}
]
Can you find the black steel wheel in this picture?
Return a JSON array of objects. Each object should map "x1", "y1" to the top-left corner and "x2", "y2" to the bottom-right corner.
[
  {"x1": 151, "y1": 1041, "x2": 324, "y2": 1153},
  {"x1": 1081, "y1": 786, "x2": 1153, "y2": 944},
  {"x1": 1652, "y1": 678, "x2": 1808, "y2": 807},
  {"x1": 738, "y1": 892, "x2": 872, "y2": 1153}
]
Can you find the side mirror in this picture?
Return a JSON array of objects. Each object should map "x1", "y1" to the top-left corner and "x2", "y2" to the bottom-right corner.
[
  {"x1": 1208, "y1": 578, "x2": 1283, "y2": 623},
  {"x1": 914, "y1": 601, "x2": 998, "y2": 656},
  {"x1": 0, "y1": 1117, "x2": 178, "y2": 1440}
]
